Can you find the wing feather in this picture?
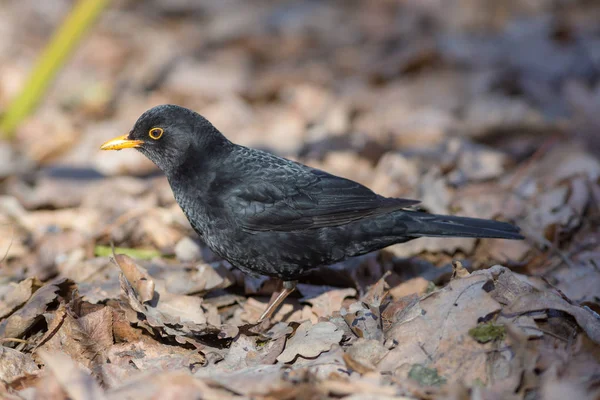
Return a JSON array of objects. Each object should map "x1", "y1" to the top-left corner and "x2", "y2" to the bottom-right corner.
[{"x1": 226, "y1": 167, "x2": 419, "y2": 231}]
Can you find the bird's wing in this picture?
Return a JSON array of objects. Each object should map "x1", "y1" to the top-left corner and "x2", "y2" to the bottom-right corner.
[{"x1": 226, "y1": 167, "x2": 419, "y2": 232}]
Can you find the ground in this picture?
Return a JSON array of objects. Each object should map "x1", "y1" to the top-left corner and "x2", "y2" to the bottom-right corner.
[{"x1": 0, "y1": 1, "x2": 599, "y2": 399}]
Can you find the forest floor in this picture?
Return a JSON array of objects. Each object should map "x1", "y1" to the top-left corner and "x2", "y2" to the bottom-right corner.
[{"x1": 1, "y1": 1, "x2": 600, "y2": 399}]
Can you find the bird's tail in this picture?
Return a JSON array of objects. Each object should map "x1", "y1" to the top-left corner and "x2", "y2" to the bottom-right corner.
[{"x1": 401, "y1": 211, "x2": 524, "y2": 240}]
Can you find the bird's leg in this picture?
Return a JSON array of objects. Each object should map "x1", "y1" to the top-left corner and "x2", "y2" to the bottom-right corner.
[{"x1": 257, "y1": 280, "x2": 297, "y2": 323}]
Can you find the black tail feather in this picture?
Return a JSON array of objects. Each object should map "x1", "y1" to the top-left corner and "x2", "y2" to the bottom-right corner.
[{"x1": 403, "y1": 211, "x2": 524, "y2": 240}]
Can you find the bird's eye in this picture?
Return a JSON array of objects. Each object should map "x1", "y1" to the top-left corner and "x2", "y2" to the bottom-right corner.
[{"x1": 149, "y1": 127, "x2": 163, "y2": 140}]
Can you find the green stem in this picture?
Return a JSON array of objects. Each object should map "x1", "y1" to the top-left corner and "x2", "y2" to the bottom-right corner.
[
  {"x1": 0, "y1": 0, "x2": 110, "y2": 138},
  {"x1": 94, "y1": 245, "x2": 162, "y2": 260}
]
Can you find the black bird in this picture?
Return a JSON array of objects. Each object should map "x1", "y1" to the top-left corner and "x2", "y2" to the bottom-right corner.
[{"x1": 101, "y1": 105, "x2": 524, "y2": 321}]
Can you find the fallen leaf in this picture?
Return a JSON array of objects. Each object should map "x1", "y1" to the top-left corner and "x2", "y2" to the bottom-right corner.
[
  {"x1": 277, "y1": 321, "x2": 343, "y2": 363},
  {"x1": 106, "y1": 371, "x2": 240, "y2": 400},
  {"x1": 219, "y1": 334, "x2": 286, "y2": 371},
  {"x1": 451, "y1": 260, "x2": 470, "y2": 279},
  {"x1": 389, "y1": 277, "x2": 430, "y2": 300},
  {"x1": 113, "y1": 254, "x2": 155, "y2": 303},
  {"x1": 174, "y1": 236, "x2": 202, "y2": 262},
  {"x1": 162, "y1": 261, "x2": 232, "y2": 295},
  {"x1": 39, "y1": 350, "x2": 106, "y2": 400},
  {"x1": 37, "y1": 306, "x2": 114, "y2": 371},
  {"x1": 194, "y1": 364, "x2": 285, "y2": 397},
  {"x1": 379, "y1": 269, "x2": 503, "y2": 384},
  {"x1": 0, "y1": 347, "x2": 39, "y2": 383},
  {"x1": 0, "y1": 277, "x2": 42, "y2": 319},
  {"x1": 341, "y1": 301, "x2": 384, "y2": 342},
  {"x1": 0, "y1": 278, "x2": 70, "y2": 339},
  {"x1": 343, "y1": 338, "x2": 388, "y2": 374},
  {"x1": 302, "y1": 287, "x2": 356, "y2": 318},
  {"x1": 505, "y1": 290, "x2": 600, "y2": 344},
  {"x1": 102, "y1": 340, "x2": 205, "y2": 388},
  {"x1": 118, "y1": 269, "x2": 211, "y2": 346}
]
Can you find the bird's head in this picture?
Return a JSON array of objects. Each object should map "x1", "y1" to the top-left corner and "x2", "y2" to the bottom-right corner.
[{"x1": 100, "y1": 104, "x2": 229, "y2": 175}]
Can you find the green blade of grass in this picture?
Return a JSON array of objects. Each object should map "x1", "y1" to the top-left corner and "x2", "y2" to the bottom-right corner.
[
  {"x1": 94, "y1": 245, "x2": 161, "y2": 260},
  {"x1": 0, "y1": 0, "x2": 110, "y2": 138}
]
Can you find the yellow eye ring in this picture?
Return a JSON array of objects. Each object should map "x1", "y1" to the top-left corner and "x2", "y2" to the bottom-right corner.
[{"x1": 149, "y1": 127, "x2": 163, "y2": 140}]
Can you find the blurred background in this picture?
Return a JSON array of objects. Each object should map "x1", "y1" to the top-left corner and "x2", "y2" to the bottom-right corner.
[{"x1": 0, "y1": 0, "x2": 599, "y2": 303}]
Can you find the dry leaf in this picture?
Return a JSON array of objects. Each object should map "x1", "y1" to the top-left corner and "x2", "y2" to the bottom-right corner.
[
  {"x1": 0, "y1": 278, "x2": 70, "y2": 339},
  {"x1": 119, "y1": 270, "x2": 210, "y2": 345},
  {"x1": 0, "y1": 347, "x2": 39, "y2": 383},
  {"x1": 114, "y1": 254, "x2": 155, "y2": 303},
  {"x1": 219, "y1": 334, "x2": 286, "y2": 371},
  {"x1": 302, "y1": 287, "x2": 356, "y2": 318},
  {"x1": 39, "y1": 350, "x2": 106, "y2": 400},
  {"x1": 379, "y1": 269, "x2": 503, "y2": 384},
  {"x1": 0, "y1": 277, "x2": 42, "y2": 319},
  {"x1": 389, "y1": 277, "x2": 430, "y2": 300},
  {"x1": 343, "y1": 338, "x2": 388, "y2": 373},
  {"x1": 106, "y1": 371, "x2": 241, "y2": 400},
  {"x1": 102, "y1": 340, "x2": 205, "y2": 388},
  {"x1": 341, "y1": 301, "x2": 384, "y2": 342},
  {"x1": 505, "y1": 290, "x2": 600, "y2": 344},
  {"x1": 277, "y1": 321, "x2": 343, "y2": 363},
  {"x1": 37, "y1": 306, "x2": 114, "y2": 370},
  {"x1": 194, "y1": 364, "x2": 285, "y2": 397}
]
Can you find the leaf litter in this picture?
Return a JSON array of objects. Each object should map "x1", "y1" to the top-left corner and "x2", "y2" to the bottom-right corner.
[{"x1": 1, "y1": 1, "x2": 600, "y2": 399}]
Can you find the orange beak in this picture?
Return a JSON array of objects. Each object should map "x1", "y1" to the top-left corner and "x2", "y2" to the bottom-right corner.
[{"x1": 100, "y1": 134, "x2": 143, "y2": 151}]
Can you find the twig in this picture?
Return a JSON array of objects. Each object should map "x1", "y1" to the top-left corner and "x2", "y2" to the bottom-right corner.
[{"x1": 0, "y1": 338, "x2": 29, "y2": 344}]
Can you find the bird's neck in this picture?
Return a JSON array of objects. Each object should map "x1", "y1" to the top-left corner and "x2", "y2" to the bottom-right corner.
[
  {"x1": 167, "y1": 168, "x2": 213, "y2": 235},
  {"x1": 165, "y1": 145, "x2": 228, "y2": 226}
]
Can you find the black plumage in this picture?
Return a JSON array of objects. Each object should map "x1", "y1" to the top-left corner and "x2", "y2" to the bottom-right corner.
[{"x1": 101, "y1": 104, "x2": 524, "y2": 321}]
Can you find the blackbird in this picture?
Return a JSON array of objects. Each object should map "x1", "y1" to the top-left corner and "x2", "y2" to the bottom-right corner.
[{"x1": 101, "y1": 104, "x2": 523, "y2": 321}]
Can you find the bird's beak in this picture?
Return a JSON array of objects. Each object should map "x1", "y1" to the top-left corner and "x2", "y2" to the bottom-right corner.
[{"x1": 100, "y1": 134, "x2": 143, "y2": 151}]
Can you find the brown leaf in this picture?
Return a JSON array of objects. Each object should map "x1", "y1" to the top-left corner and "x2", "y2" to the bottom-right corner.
[
  {"x1": 0, "y1": 278, "x2": 69, "y2": 339},
  {"x1": 114, "y1": 254, "x2": 155, "y2": 303},
  {"x1": 34, "y1": 230, "x2": 87, "y2": 280},
  {"x1": 505, "y1": 290, "x2": 600, "y2": 344},
  {"x1": 361, "y1": 273, "x2": 390, "y2": 310},
  {"x1": 553, "y1": 260, "x2": 600, "y2": 304},
  {"x1": 482, "y1": 266, "x2": 536, "y2": 304},
  {"x1": 35, "y1": 303, "x2": 68, "y2": 349},
  {"x1": 343, "y1": 338, "x2": 388, "y2": 374},
  {"x1": 261, "y1": 322, "x2": 294, "y2": 341},
  {"x1": 107, "y1": 371, "x2": 242, "y2": 400},
  {"x1": 389, "y1": 277, "x2": 430, "y2": 300},
  {"x1": 0, "y1": 347, "x2": 39, "y2": 384},
  {"x1": 78, "y1": 307, "x2": 115, "y2": 352},
  {"x1": 119, "y1": 269, "x2": 209, "y2": 344},
  {"x1": 302, "y1": 287, "x2": 356, "y2": 318},
  {"x1": 379, "y1": 269, "x2": 503, "y2": 385},
  {"x1": 451, "y1": 260, "x2": 470, "y2": 279},
  {"x1": 39, "y1": 350, "x2": 106, "y2": 400},
  {"x1": 163, "y1": 261, "x2": 232, "y2": 295},
  {"x1": 20, "y1": 208, "x2": 101, "y2": 238},
  {"x1": 140, "y1": 209, "x2": 185, "y2": 250},
  {"x1": 239, "y1": 297, "x2": 294, "y2": 324},
  {"x1": 0, "y1": 277, "x2": 42, "y2": 319},
  {"x1": 277, "y1": 321, "x2": 343, "y2": 363},
  {"x1": 219, "y1": 334, "x2": 286, "y2": 370},
  {"x1": 194, "y1": 364, "x2": 285, "y2": 397},
  {"x1": 102, "y1": 340, "x2": 205, "y2": 388},
  {"x1": 37, "y1": 306, "x2": 114, "y2": 370},
  {"x1": 341, "y1": 301, "x2": 384, "y2": 342}
]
